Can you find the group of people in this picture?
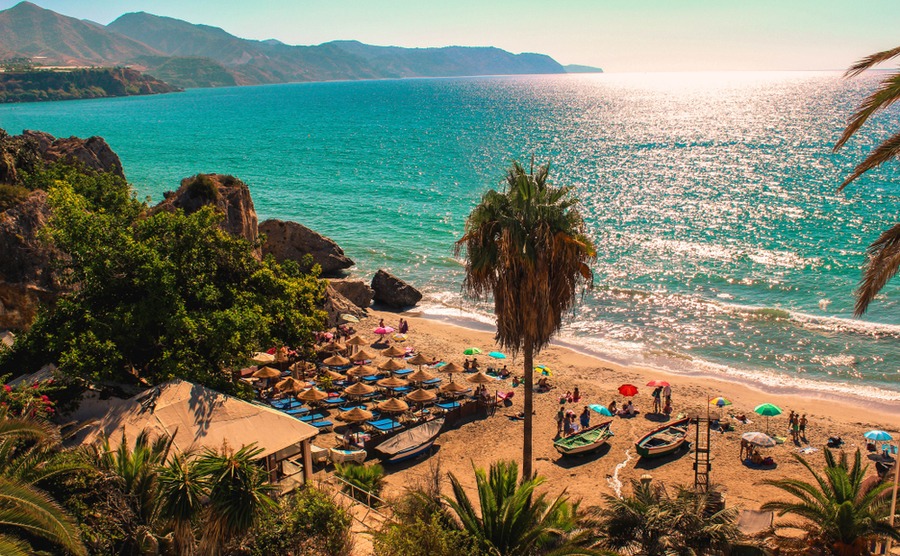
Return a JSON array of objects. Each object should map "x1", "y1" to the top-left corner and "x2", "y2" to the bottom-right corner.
[
  {"x1": 557, "y1": 405, "x2": 592, "y2": 437},
  {"x1": 788, "y1": 410, "x2": 807, "y2": 443},
  {"x1": 651, "y1": 384, "x2": 673, "y2": 415},
  {"x1": 559, "y1": 387, "x2": 581, "y2": 404}
]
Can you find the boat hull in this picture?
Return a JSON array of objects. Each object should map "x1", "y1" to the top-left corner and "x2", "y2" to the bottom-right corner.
[
  {"x1": 329, "y1": 448, "x2": 367, "y2": 464},
  {"x1": 635, "y1": 418, "x2": 690, "y2": 459},
  {"x1": 383, "y1": 438, "x2": 438, "y2": 464},
  {"x1": 375, "y1": 418, "x2": 444, "y2": 464},
  {"x1": 554, "y1": 421, "x2": 613, "y2": 456}
]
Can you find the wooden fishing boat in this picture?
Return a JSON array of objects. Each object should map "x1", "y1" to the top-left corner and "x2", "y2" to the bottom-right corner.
[
  {"x1": 635, "y1": 417, "x2": 690, "y2": 458},
  {"x1": 374, "y1": 418, "x2": 444, "y2": 464},
  {"x1": 329, "y1": 447, "x2": 367, "y2": 464},
  {"x1": 554, "y1": 420, "x2": 613, "y2": 456}
]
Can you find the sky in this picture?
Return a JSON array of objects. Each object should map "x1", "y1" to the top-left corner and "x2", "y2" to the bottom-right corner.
[{"x1": 3, "y1": 0, "x2": 900, "y2": 72}]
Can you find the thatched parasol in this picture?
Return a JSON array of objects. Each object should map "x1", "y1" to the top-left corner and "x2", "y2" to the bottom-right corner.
[
  {"x1": 406, "y1": 388, "x2": 437, "y2": 404},
  {"x1": 467, "y1": 372, "x2": 494, "y2": 385},
  {"x1": 339, "y1": 407, "x2": 374, "y2": 422},
  {"x1": 344, "y1": 382, "x2": 376, "y2": 397},
  {"x1": 252, "y1": 366, "x2": 281, "y2": 379},
  {"x1": 378, "y1": 358, "x2": 406, "y2": 373},
  {"x1": 440, "y1": 362, "x2": 464, "y2": 374},
  {"x1": 406, "y1": 369, "x2": 436, "y2": 383},
  {"x1": 321, "y1": 340, "x2": 347, "y2": 352},
  {"x1": 440, "y1": 381, "x2": 470, "y2": 394},
  {"x1": 377, "y1": 397, "x2": 409, "y2": 413},
  {"x1": 381, "y1": 345, "x2": 406, "y2": 358},
  {"x1": 347, "y1": 364, "x2": 378, "y2": 377},
  {"x1": 351, "y1": 348, "x2": 378, "y2": 362},
  {"x1": 377, "y1": 376, "x2": 409, "y2": 389},
  {"x1": 275, "y1": 376, "x2": 306, "y2": 393},
  {"x1": 320, "y1": 369, "x2": 345, "y2": 380},
  {"x1": 322, "y1": 354, "x2": 351, "y2": 367},
  {"x1": 346, "y1": 335, "x2": 367, "y2": 346},
  {"x1": 298, "y1": 387, "x2": 329, "y2": 402},
  {"x1": 407, "y1": 353, "x2": 432, "y2": 368}
]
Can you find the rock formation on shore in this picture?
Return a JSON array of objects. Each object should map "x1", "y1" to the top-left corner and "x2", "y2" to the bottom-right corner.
[
  {"x1": 259, "y1": 219, "x2": 354, "y2": 277},
  {"x1": 371, "y1": 269, "x2": 423, "y2": 309}
]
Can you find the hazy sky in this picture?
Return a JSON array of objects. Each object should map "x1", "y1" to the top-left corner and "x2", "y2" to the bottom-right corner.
[{"x1": 4, "y1": 0, "x2": 900, "y2": 71}]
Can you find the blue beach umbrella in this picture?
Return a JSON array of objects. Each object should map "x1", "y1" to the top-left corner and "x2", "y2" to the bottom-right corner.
[
  {"x1": 589, "y1": 404, "x2": 613, "y2": 417},
  {"x1": 864, "y1": 430, "x2": 893, "y2": 442},
  {"x1": 488, "y1": 351, "x2": 507, "y2": 359}
]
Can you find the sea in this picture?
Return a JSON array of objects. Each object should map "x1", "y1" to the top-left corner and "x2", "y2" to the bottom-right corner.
[{"x1": 1, "y1": 71, "x2": 899, "y2": 404}]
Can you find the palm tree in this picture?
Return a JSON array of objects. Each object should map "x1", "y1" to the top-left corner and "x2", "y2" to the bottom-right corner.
[
  {"x1": 761, "y1": 448, "x2": 900, "y2": 555},
  {"x1": 0, "y1": 409, "x2": 87, "y2": 555},
  {"x1": 196, "y1": 443, "x2": 277, "y2": 555},
  {"x1": 833, "y1": 47, "x2": 900, "y2": 315},
  {"x1": 584, "y1": 479, "x2": 738, "y2": 556},
  {"x1": 157, "y1": 452, "x2": 205, "y2": 556},
  {"x1": 455, "y1": 160, "x2": 596, "y2": 478},
  {"x1": 444, "y1": 460, "x2": 597, "y2": 556}
]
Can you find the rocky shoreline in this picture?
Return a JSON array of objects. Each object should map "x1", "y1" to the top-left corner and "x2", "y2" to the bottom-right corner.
[{"x1": 0, "y1": 128, "x2": 422, "y2": 331}]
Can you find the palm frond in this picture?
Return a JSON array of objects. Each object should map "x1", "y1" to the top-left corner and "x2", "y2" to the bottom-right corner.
[
  {"x1": 0, "y1": 478, "x2": 87, "y2": 555},
  {"x1": 839, "y1": 128, "x2": 900, "y2": 190},
  {"x1": 845, "y1": 46, "x2": 900, "y2": 78},
  {"x1": 854, "y1": 222, "x2": 900, "y2": 315},
  {"x1": 835, "y1": 72, "x2": 900, "y2": 153}
]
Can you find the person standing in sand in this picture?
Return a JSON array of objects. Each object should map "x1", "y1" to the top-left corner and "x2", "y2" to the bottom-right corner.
[
  {"x1": 556, "y1": 406, "x2": 565, "y2": 436},
  {"x1": 799, "y1": 414, "x2": 807, "y2": 441},
  {"x1": 580, "y1": 406, "x2": 590, "y2": 429},
  {"x1": 663, "y1": 384, "x2": 672, "y2": 406},
  {"x1": 652, "y1": 387, "x2": 662, "y2": 414}
]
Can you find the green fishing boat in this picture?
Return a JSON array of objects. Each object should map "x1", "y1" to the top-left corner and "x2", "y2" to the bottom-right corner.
[{"x1": 554, "y1": 420, "x2": 613, "y2": 456}]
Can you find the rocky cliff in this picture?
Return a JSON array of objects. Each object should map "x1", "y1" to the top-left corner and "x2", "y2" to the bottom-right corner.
[{"x1": 259, "y1": 219, "x2": 353, "y2": 277}]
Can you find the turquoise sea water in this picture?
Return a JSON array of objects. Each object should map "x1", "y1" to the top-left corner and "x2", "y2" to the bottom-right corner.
[{"x1": 2, "y1": 71, "x2": 899, "y2": 401}]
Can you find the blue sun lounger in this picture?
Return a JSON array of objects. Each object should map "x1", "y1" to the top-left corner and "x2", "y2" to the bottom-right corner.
[
  {"x1": 435, "y1": 401, "x2": 461, "y2": 411},
  {"x1": 421, "y1": 378, "x2": 442, "y2": 388},
  {"x1": 300, "y1": 413, "x2": 329, "y2": 423},
  {"x1": 322, "y1": 397, "x2": 346, "y2": 406},
  {"x1": 282, "y1": 406, "x2": 310, "y2": 416},
  {"x1": 366, "y1": 418, "x2": 403, "y2": 432},
  {"x1": 309, "y1": 420, "x2": 333, "y2": 432},
  {"x1": 394, "y1": 368, "x2": 413, "y2": 377}
]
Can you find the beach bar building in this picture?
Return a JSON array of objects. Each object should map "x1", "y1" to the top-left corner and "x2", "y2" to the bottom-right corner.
[{"x1": 81, "y1": 379, "x2": 318, "y2": 486}]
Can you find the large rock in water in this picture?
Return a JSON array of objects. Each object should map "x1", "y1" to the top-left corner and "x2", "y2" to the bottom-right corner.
[
  {"x1": 153, "y1": 174, "x2": 259, "y2": 248},
  {"x1": 329, "y1": 278, "x2": 373, "y2": 309},
  {"x1": 259, "y1": 219, "x2": 353, "y2": 277},
  {"x1": 371, "y1": 269, "x2": 422, "y2": 309}
]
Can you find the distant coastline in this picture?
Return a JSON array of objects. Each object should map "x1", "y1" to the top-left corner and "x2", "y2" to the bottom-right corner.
[{"x1": 0, "y1": 66, "x2": 180, "y2": 103}]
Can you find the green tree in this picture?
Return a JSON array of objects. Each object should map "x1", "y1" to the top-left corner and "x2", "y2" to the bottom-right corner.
[
  {"x1": 1, "y1": 177, "x2": 325, "y2": 394},
  {"x1": 444, "y1": 460, "x2": 597, "y2": 556},
  {"x1": 157, "y1": 452, "x2": 204, "y2": 556},
  {"x1": 0, "y1": 409, "x2": 87, "y2": 555},
  {"x1": 761, "y1": 449, "x2": 900, "y2": 556},
  {"x1": 455, "y1": 160, "x2": 595, "y2": 478},
  {"x1": 585, "y1": 479, "x2": 738, "y2": 556},
  {"x1": 833, "y1": 48, "x2": 900, "y2": 315}
]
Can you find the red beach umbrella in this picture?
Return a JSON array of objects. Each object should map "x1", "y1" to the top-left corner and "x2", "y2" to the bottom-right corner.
[
  {"x1": 618, "y1": 384, "x2": 639, "y2": 397},
  {"x1": 646, "y1": 380, "x2": 670, "y2": 387}
]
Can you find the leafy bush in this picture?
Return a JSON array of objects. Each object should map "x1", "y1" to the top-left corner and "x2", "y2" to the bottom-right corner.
[
  {"x1": 334, "y1": 462, "x2": 385, "y2": 504},
  {"x1": 185, "y1": 173, "x2": 220, "y2": 201},
  {"x1": 375, "y1": 513, "x2": 485, "y2": 556},
  {"x1": 0, "y1": 183, "x2": 29, "y2": 211},
  {"x1": 247, "y1": 485, "x2": 353, "y2": 556}
]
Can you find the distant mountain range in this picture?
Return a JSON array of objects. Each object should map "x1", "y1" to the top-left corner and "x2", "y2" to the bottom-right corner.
[{"x1": 0, "y1": 2, "x2": 602, "y2": 89}]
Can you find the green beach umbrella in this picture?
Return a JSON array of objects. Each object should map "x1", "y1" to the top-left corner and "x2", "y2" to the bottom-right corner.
[
  {"x1": 463, "y1": 347, "x2": 482, "y2": 355},
  {"x1": 754, "y1": 403, "x2": 782, "y2": 434}
]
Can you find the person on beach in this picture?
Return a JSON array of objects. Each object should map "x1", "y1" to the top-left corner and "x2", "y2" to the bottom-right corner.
[
  {"x1": 572, "y1": 387, "x2": 581, "y2": 402},
  {"x1": 652, "y1": 387, "x2": 662, "y2": 414},
  {"x1": 799, "y1": 414, "x2": 807, "y2": 440},
  {"x1": 563, "y1": 412, "x2": 574, "y2": 437},
  {"x1": 790, "y1": 413, "x2": 800, "y2": 443},
  {"x1": 379, "y1": 318, "x2": 385, "y2": 329},
  {"x1": 608, "y1": 400, "x2": 617, "y2": 414},
  {"x1": 499, "y1": 365, "x2": 510, "y2": 378},
  {"x1": 398, "y1": 318, "x2": 409, "y2": 334},
  {"x1": 663, "y1": 398, "x2": 672, "y2": 416},
  {"x1": 569, "y1": 413, "x2": 581, "y2": 435},
  {"x1": 663, "y1": 384, "x2": 672, "y2": 405},
  {"x1": 463, "y1": 359, "x2": 471, "y2": 371},
  {"x1": 580, "y1": 406, "x2": 591, "y2": 429},
  {"x1": 471, "y1": 357, "x2": 479, "y2": 370},
  {"x1": 556, "y1": 406, "x2": 565, "y2": 436},
  {"x1": 537, "y1": 376, "x2": 550, "y2": 391}
]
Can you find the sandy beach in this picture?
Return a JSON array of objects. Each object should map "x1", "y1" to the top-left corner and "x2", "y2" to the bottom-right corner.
[{"x1": 322, "y1": 308, "x2": 900, "y2": 518}]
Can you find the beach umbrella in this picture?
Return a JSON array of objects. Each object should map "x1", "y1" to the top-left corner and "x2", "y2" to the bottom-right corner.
[
  {"x1": 407, "y1": 353, "x2": 432, "y2": 369},
  {"x1": 535, "y1": 365, "x2": 552, "y2": 376},
  {"x1": 252, "y1": 366, "x2": 281, "y2": 379},
  {"x1": 754, "y1": 403, "x2": 783, "y2": 434},
  {"x1": 340, "y1": 407, "x2": 373, "y2": 423},
  {"x1": 340, "y1": 314, "x2": 360, "y2": 324},
  {"x1": 463, "y1": 347, "x2": 482, "y2": 355},
  {"x1": 373, "y1": 326, "x2": 394, "y2": 339},
  {"x1": 488, "y1": 351, "x2": 507, "y2": 359},
  {"x1": 864, "y1": 430, "x2": 893, "y2": 442},
  {"x1": 321, "y1": 340, "x2": 346, "y2": 353},
  {"x1": 298, "y1": 387, "x2": 328, "y2": 403},
  {"x1": 351, "y1": 348, "x2": 378, "y2": 362},
  {"x1": 250, "y1": 352, "x2": 275, "y2": 364},
  {"x1": 407, "y1": 369, "x2": 436, "y2": 383},
  {"x1": 467, "y1": 372, "x2": 494, "y2": 385},
  {"x1": 322, "y1": 354, "x2": 350, "y2": 367},
  {"x1": 439, "y1": 361, "x2": 464, "y2": 382},
  {"x1": 344, "y1": 382, "x2": 375, "y2": 397},
  {"x1": 320, "y1": 369, "x2": 345, "y2": 380},
  {"x1": 275, "y1": 376, "x2": 305, "y2": 393},
  {"x1": 348, "y1": 364, "x2": 378, "y2": 378},
  {"x1": 378, "y1": 358, "x2": 406, "y2": 373},
  {"x1": 406, "y1": 388, "x2": 437, "y2": 404},
  {"x1": 377, "y1": 397, "x2": 409, "y2": 413},
  {"x1": 646, "y1": 380, "x2": 670, "y2": 387},
  {"x1": 709, "y1": 397, "x2": 732, "y2": 408},
  {"x1": 382, "y1": 345, "x2": 407, "y2": 358},
  {"x1": 392, "y1": 333, "x2": 408, "y2": 342},
  {"x1": 742, "y1": 431, "x2": 776, "y2": 448},
  {"x1": 377, "y1": 376, "x2": 409, "y2": 389},
  {"x1": 440, "y1": 381, "x2": 470, "y2": 395},
  {"x1": 618, "y1": 384, "x2": 639, "y2": 397},
  {"x1": 346, "y1": 335, "x2": 367, "y2": 347},
  {"x1": 589, "y1": 404, "x2": 614, "y2": 417}
]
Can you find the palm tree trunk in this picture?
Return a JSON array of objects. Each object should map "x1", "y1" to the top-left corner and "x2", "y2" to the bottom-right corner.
[{"x1": 522, "y1": 339, "x2": 534, "y2": 479}]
